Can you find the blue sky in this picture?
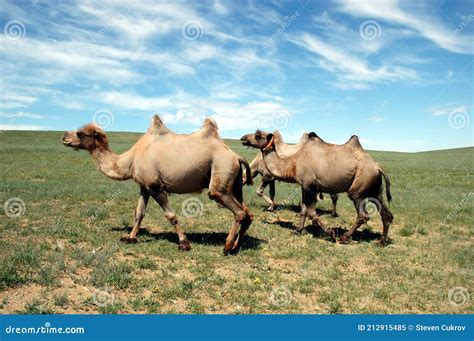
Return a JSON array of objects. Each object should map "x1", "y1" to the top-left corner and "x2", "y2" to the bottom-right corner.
[{"x1": 0, "y1": 0, "x2": 472, "y2": 152}]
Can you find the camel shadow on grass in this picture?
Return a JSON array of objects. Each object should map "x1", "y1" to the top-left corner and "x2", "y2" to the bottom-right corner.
[
  {"x1": 266, "y1": 220, "x2": 382, "y2": 243},
  {"x1": 112, "y1": 226, "x2": 265, "y2": 251},
  {"x1": 259, "y1": 203, "x2": 334, "y2": 216}
]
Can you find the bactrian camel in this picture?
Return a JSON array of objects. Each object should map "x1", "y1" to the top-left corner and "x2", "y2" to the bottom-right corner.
[
  {"x1": 241, "y1": 130, "x2": 393, "y2": 245},
  {"x1": 62, "y1": 115, "x2": 253, "y2": 254},
  {"x1": 245, "y1": 134, "x2": 339, "y2": 216}
]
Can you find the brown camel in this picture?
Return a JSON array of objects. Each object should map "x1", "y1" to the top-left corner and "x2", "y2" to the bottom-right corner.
[
  {"x1": 62, "y1": 115, "x2": 253, "y2": 254},
  {"x1": 244, "y1": 132, "x2": 338, "y2": 215},
  {"x1": 241, "y1": 130, "x2": 393, "y2": 245}
]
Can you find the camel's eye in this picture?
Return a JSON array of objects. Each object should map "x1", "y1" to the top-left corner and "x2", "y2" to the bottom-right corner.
[
  {"x1": 77, "y1": 132, "x2": 85, "y2": 139},
  {"x1": 255, "y1": 135, "x2": 261, "y2": 140}
]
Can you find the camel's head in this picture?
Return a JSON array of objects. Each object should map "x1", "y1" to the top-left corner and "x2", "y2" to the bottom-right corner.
[
  {"x1": 240, "y1": 130, "x2": 274, "y2": 150},
  {"x1": 61, "y1": 123, "x2": 108, "y2": 151}
]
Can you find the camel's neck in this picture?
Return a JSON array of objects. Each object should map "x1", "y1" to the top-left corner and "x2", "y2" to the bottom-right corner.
[
  {"x1": 261, "y1": 149, "x2": 297, "y2": 180},
  {"x1": 90, "y1": 147, "x2": 134, "y2": 181},
  {"x1": 249, "y1": 154, "x2": 262, "y2": 178}
]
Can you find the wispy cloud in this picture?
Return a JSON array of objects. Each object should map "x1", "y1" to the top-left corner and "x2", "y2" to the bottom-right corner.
[
  {"x1": 0, "y1": 111, "x2": 43, "y2": 119},
  {"x1": 0, "y1": 124, "x2": 48, "y2": 130},
  {"x1": 96, "y1": 90, "x2": 291, "y2": 131},
  {"x1": 289, "y1": 33, "x2": 417, "y2": 88},
  {"x1": 428, "y1": 104, "x2": 469, "y2": 116},
  {"x1": 335, "y1": 0, "x2": 474, "y2": 54}
]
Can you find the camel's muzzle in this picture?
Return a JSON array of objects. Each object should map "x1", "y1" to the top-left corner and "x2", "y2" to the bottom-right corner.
[
  {"x1": 240, "y1": 137, "x2": 251, "y2": 146},
  {"x1": 61, "y1": 132, "x2": 72, "y2": 146}
]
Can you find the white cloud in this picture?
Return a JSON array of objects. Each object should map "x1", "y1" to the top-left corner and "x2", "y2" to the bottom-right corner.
[
  {"x1": 289, "y1": 33, "x2": 417, "y2": 88},
  {"x1": 0, "y1": 124, "x2": 48, "y2": 130},
  {"x1": 428, "y1": 104, "x2": 469, "y2": 116},
  {"x1": 446, "y1": 68, "x2": 454, "y2": 81},
  {"x1": 335, "y1": 0, "x2": 474, "y2": 54},
  {"x1": 212, "y1": 0, "x2": 230, "y2": 15},
  {"x1": 0, "y1": 111, "x2": 43, "y2": 119},
  {"x1": 368, "y1": 115, "x2": 385, "y2": 122},
  {"x1": 98, "y1": 90, "x2": 292, "y2": 131},
  {"x1": 100, "y1": 91, "x2": 172, "y2": 111}
]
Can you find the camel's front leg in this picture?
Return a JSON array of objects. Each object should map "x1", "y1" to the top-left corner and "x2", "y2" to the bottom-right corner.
[
  {"x1": 121, "y1": 186, "x2": 150, "y2": 243},
  {"x1": 256, "y1": 178, "x2": 276, "y2": 211},
  {"x1": 298, "y1": 188, "x2": 335, "y2": 240},
  {"x1": 268, "y1": 180, "x2": 276, "y2": 210},
  {"x1": 330, "y1": 194, "x2": 339, "y2": 217},
  {"x1": 151, "y1": 190, "x2": 191, "y2": 251}
]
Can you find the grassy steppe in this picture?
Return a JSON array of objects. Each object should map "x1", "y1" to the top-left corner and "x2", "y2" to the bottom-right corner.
[{"x1": 0, "y1": 130, "x2": 472, "y2": 314}]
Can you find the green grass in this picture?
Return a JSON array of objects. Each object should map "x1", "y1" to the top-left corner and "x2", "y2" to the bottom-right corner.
[{"x1": 0, "y1": 131, "x2": 472, "y2": 314}]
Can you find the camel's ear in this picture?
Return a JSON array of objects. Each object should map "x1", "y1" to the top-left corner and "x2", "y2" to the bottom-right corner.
[
  {"x1": 92, "y1": 130, "x2": 107, "y2": 143},
  {"x1": 263, "y1": 133, "x2": 274, "y2": 151}
]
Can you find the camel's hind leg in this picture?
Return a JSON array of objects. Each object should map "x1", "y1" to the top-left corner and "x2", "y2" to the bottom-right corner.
[
  {"x1": 209, "y1": 157, "x2": 253, "y2": 255},
  {"x1": 378, "y1": 194, "x2": 393, "y2": 246},
  {"x1": 209, "y1": 191, "x2": 251, "y2": 255},
  {"x1": 233, "y1": 175, "x2": 253, "y2": 251},
  {"x1": 121, "y1": 186, "x2": 150, "y2": 243},
  {"x1": 340, "y1": 172, "x2": 382, "y2": 244},
  {"x1": 339, "y1": 196, "x2": 369, "y2": 244},
  {"x1": 150, "y1": 190, "x2": 191, "y2": 251}
]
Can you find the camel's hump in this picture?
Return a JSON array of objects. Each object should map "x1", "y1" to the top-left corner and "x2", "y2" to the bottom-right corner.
[
  {"x1": 347, "y1": 135, "x2": 363, "y2": 148},
  {"x1": 200, "y1": 118, "x2": 220, "y2": 139},
  {"x1": 149, "y1": 114, "x2": 173, "y2": 135}
]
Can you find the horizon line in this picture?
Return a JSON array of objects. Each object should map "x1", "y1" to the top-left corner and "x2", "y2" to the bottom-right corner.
[{"x1": 1, "y1": 129, "x2": 472, "y2": 154}]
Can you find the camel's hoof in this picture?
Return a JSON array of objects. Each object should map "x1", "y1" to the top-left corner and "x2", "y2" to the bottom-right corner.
[
  {"x1": 378, "y1": 238, "x2": 388, "y2": 247},
  {"x1": 120, "y1": 236, "x2": 138, "y2": 244},
  {"x1": 224, "y1": 246, "x2": 240, "y2": 256},
  {"x1": 293, "y1": 230, "x2": 303, "y2": 236},
  {"x1": 178, "y1": 240, "x2": 191, "y2": 251},
  {"x1": 223, "y1": 242, "x2": 233, "y2": 256},
  {"x1": 338, "y1": 236, "x2": 349, "y2": 244},
  {"x1": 266, "y1": 204, "x2": 277, "y2": 212},
  {"x1": 331, "y1": 213, "x2": 339, "y2": 218},
  {"x1": 223, "y1": 242, "x2": 240, "y2": 256}
]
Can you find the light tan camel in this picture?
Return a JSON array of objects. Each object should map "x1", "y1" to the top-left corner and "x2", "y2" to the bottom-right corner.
[
  {"x1": 62, "y1": 115, "x2": 253, "y2": 254},
  {"x1": 244, "y1": 132, "x2": 338, "y2": 215},
  {"x1": 241, "y1": 130, "x2": 393, "y2": 245}
]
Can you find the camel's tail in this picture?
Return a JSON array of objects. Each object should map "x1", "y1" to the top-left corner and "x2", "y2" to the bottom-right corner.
[
  {"x1": 239, "y1": 157, "x2": 253, "y2": 186},
  {"x1": 379, "y1": 169, "x2": 392, "y2": 203}
]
